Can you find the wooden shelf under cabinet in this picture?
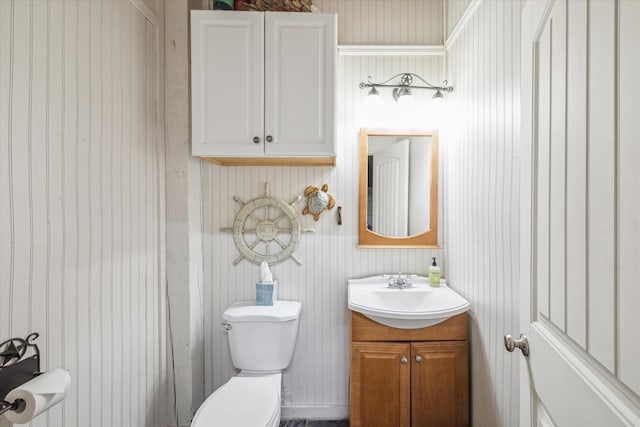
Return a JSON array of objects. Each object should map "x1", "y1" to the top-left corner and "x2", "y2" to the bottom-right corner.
[
  {"x1": 350, "y1": 312, "x2": 469, "y2": 427},
  {"x1": 199, "y1": 156, "x2": 336, "y2": 167}
]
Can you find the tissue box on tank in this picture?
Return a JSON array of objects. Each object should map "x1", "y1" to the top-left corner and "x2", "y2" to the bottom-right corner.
[{"x1": 255, "y1": 283, "x2": 274, "y2": 306}]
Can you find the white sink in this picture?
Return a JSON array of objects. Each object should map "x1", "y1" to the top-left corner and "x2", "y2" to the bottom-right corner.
[{"x1": 348, "y1": 275, "x2": 470, "y2": 329}]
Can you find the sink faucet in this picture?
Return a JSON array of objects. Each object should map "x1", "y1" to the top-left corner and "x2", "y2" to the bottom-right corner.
[{"x1": 387, "y1": 273, "x2": 413, "y2": 289}]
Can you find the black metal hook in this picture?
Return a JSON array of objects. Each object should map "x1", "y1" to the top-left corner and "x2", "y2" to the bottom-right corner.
[{"x1": 0, "y1": 334, "x2": 41, "y2": 407}]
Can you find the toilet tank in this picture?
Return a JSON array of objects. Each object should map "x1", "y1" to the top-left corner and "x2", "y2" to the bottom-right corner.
[{"x1": 223, "y1": 300, "x2": 302, "y2": 372}]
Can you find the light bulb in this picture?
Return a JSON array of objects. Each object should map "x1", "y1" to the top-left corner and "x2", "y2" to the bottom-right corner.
[
  {"x1": 432, "y1": 89, "x2": 444, "y2": 100},
  {"x1": 393, "y1": 87, "x2": 412, "y2": 102}
]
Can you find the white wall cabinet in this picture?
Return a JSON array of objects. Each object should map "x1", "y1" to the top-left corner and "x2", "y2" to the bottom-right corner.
[{"x1": 191, "y1": 10, "x2": 336, "y2": 165}]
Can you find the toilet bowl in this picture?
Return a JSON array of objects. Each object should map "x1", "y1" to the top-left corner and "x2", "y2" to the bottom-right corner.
[
  {"x1": 191, "y1": 300, "x2": 302, "y2": 427},
  {"x1": 191, "y1": 373, "x2": 281, "y2": 427}
]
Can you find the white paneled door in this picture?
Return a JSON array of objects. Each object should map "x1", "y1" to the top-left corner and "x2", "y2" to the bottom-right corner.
[
  {"x1": 519, "y1": 0, "x2": 640, "y2": 426},
  {"x1": 372, "y1": 139, "x2": 409, "y2": 237}
]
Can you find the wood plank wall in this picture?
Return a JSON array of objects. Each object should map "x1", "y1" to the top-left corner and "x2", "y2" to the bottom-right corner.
[
  {"x1": 292, "y1": 0, "x2": 444, "y2": 45},
  {"x1": 445, "y1": 0, "x2": 472, "y2": 39},
  {"x1": 200, "y1": 53, "x2": 444, "y2": 419},
  {"x1": 444, "y1": 1, "x2": 521, "y2": 426},
  {"x1": 0, "y1": 1, "x2": 167, "y2": 426},
  {"x1": 198, "y1": 0, "x2": 445, "y2": 45}
]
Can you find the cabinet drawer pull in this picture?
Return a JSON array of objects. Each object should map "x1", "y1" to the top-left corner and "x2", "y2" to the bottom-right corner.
[
  {"x1": 400, "y1": 356, "x2": 408, "y2": 364},
  {"x1": 415, "y1": 355, "x2": 422, "y2": 363},
  {"x1": 253, "y1": 136, "x2": 260, "y2": 144},
  {"x1": 266, "y1": 135, "x2": 273, "y2": 143}
]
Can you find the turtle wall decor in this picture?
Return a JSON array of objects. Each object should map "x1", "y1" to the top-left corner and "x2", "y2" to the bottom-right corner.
[{"x1": 302, "y1": 183, "x2": 336, "y2": 221}]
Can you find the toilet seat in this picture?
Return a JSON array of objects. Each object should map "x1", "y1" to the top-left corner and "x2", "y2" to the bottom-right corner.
[{"x1": 191, "y1": 373, "x2": 281, "y2": 427}]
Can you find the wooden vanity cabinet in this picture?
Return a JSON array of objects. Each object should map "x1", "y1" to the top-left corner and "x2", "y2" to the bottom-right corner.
[{"x1": 350, "y1": 312, "x2": 469, "y2": 427}]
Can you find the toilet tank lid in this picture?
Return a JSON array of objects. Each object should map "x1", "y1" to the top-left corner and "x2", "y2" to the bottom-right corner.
[{"x1": 223, "y1": 300, "x2": 302, "y2": 322}]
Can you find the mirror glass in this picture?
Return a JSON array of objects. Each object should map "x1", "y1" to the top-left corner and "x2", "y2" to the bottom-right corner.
[{"x1": 359, "y1": 129, "x2": 439, "y2": 248}]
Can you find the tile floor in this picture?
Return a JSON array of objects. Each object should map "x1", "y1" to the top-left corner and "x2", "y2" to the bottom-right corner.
[{"x1": 279, "y1": 420, "x2": 349, "y2": 427}]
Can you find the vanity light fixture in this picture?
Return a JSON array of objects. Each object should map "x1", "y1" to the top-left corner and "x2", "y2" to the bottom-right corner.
[{"x1": 359, "y1": 73, "x2": 453, "y2": 101}]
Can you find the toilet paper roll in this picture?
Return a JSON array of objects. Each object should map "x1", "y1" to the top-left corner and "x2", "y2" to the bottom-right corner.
[{"x1": 3, "y1": 368, "x2": 71, "y2": 424}]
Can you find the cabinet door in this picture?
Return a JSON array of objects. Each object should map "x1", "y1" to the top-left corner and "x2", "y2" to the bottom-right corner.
[
  {"x1": 191, "y1": 11, "x2": 264, "y2": 156},
  {"x1": 411, "y1": 341, "x2": 469, "y2": 427},
  {"x1": 351, "y1": 342, "x2": 410, "y2": 427},
  {"x1": 264, "y1": 12, "x2": 336, "y2": 156}
]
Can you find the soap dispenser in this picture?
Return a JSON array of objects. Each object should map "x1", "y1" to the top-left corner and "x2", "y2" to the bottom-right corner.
[{"x1": 428, "y1": 257, "x2": 441, "y2": 286}]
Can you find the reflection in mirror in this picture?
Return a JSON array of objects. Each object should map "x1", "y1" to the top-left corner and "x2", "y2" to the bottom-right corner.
[
  {"x1": 367, "y1": 135, "x2": 431, "y2": 237},
  {"x1": 359, "y1": 129, "x2": 439, "y2": 248}
]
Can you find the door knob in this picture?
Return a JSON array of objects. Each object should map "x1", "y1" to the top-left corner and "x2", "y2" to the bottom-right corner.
[
  {"x1": 400, "y1": 356, "x2": 408, "y2": 364},
  {"x1": 415, "y1": 355, "x2": 422, "y2": 363},
  {"x1": 504, "y1": 333, "x2": 529, "y2": 356}
]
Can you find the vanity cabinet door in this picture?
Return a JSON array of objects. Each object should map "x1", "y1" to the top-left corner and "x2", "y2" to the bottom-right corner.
[
  {"x1": 411, "y1": 341, "x2": 469, "y2": 427},
  {"x1": 351, "y1": 342, "x2": 411, "y2": 427}
]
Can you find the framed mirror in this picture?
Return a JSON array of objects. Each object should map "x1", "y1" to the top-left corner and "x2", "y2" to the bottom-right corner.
[{"x1": 358, "y1": 128, "x2": 439, "y2": 248}]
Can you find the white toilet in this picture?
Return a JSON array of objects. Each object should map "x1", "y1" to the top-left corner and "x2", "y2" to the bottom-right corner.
[{"x1": 191, "y1": 300, "x2": 302, "y2": 427}]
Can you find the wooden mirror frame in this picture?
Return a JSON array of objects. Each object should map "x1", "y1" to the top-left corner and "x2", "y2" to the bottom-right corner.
[{"x1": 358, "y1": 128, "x2": 439, "y2": 248}]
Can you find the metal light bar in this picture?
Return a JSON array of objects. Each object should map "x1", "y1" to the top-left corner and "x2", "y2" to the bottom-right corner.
[{"x1": 359, "y1": 73, "x2": 454, "y2": 99}]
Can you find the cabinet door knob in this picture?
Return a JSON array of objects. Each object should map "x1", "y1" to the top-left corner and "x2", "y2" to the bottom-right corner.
[
  {"x1": 253, "y1": 136, "x2": 260, "y2": 144},
  {"x1": 415, "y1": 355, "x2": 422, "y2": 363},
  {"x1": 400, "y1": 356, "x2": 408, "y2": 364},
  {"x1": 266, "y1": 135, "x2": 273, "y2": 143}
]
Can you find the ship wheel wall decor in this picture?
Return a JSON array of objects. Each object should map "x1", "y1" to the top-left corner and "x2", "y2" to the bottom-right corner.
[{"x1": 221, "y1": 183, "x2": 315, "y2": 266}]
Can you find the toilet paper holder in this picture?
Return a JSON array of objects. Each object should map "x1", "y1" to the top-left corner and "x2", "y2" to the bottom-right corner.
[{"x1": 0, "y1": 333, "x2": 41, "y2": 416}]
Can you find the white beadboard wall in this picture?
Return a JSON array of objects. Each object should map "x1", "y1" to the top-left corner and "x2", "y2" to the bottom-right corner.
[
  {"x1": 200, "y1": 54, "x2": 445, "y2": 418},
  {"x1": 444, "y1": 1, "x2": 520, "y2": 426},
  {"x1": 286, "y1": 0, "x2": 444, "y2": 45},
  {"x1": 0, "y1": 1, "x2": 167, "y2": 427}
]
